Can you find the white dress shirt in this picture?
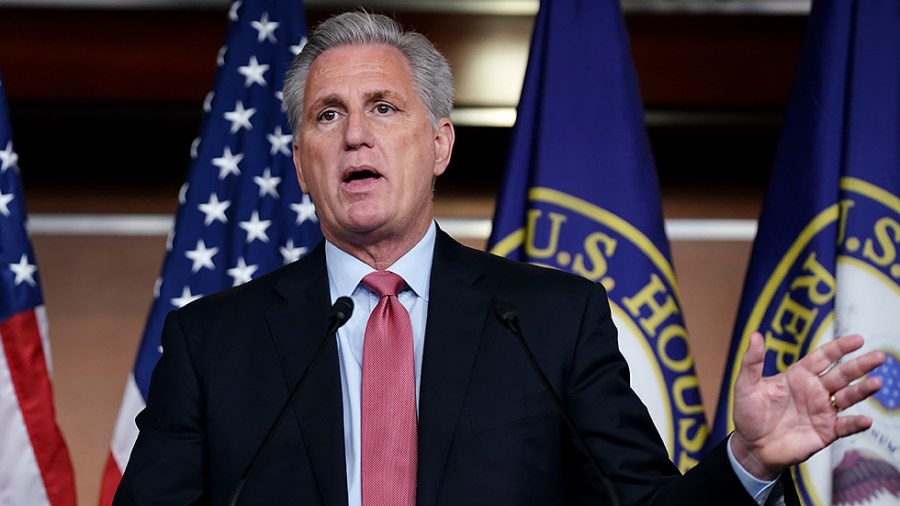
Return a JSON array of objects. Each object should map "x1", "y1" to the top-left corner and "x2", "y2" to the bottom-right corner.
[{"x1": 325, "y1": 222, "x2": 435, "y2": 506}]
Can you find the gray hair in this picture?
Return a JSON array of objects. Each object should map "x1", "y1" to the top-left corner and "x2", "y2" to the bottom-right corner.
[{"x1": 282, "y1": 11, "x2": 454, "y2": 137}]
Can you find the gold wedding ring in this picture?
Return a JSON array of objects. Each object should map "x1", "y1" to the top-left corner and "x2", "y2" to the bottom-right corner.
[{"x1": 830, "y1": 394, "x2": 841, "y2": 412}]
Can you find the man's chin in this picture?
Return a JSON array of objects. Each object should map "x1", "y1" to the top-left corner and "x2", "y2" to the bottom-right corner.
[
  {"x1": 343, "y1": 214, "x2": 388, "y2": 236},
  {"x1": 325, "y1": 216, "x2": 390, "y2": 244},
  {"x1": 328, "y1": 210, "x2": 431, "y2": 248}
]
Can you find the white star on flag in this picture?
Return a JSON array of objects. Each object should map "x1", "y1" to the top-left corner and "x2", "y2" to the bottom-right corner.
[
  {"x1": 171, "y1": 286, "x2": 202, "y2": 308},
  {"x1": 0, "y1": 189, "x2": 13, "y2": 216},
  {"x1": 178, "y1": 183, "x2": 189, "y2": 205},
  {"x1": 217, "y1": 45, "x2": 228, "y2": 67},
  {"x1": 224, "y1": 100, "x2": 256, "y2": 134},
  {"x1": 166, "y1": 228, "x2": 175, "y2": 252},
  {"x1": 291, "y1": 194, "x2": 318, "y2": 224},
  {"x1": 252, "y1": 12, "x2": 280, "y2": 43},
  {"x1": 239, "y1": 210, "x2": 272, "y2": 243},
  {"x1": 229, "y1": 0, "x2": 242, "y2": 21},
  {"x1": 227, "y1": 257, "x2": 259, "y2": 286},
  {"x1": 9, "y1": 253, "x2": 37, "y2": 286},
  {"x1": 212, "y1": 146, "x2": 243, "y2": 179},
  {"x1": 238, "y1": 56, "x2": 270, "y2": 88},
  {"x1": 203, "y1": 91, "x2": 215, "y2": 113},
  {"x1": 267, "y1": 125, "x2": 292, "y2": 156},
  {"x1": 280, "y1": 239, "x2": 308, "y2": 264},
  {"x1": 185, "y1": 239, "x2": 219, "y2": 273},
  {"x1": 198, "y1": 193, "x2": 231, "y2": 225},
  {"x1": 253, "y1": 168, "x2": 281, "y2": 198},
  {"x1": 0, "y1": 140, "x2": 18, "y2": 172}
]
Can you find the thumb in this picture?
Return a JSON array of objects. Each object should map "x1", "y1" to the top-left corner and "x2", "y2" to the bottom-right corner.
[{"x1": 736, "y1": 331, "x2": 766, "y2": 392}]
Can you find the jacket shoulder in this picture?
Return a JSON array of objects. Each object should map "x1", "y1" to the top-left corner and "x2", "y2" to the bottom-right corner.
[
  {"x1": 175, "y1": 241, "x2": 326, "y2": 322},
  {"x1": 444, "y1": 235, "x2": 599, "y2": 295}
]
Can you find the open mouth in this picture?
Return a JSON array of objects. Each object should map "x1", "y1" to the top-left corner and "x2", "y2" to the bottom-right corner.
[
  {"x1": 344, "y1": 169, "x2": 380, "y2": 182},
  {"x1": 343, "y1": 167, "x2": 382, "y2": 184}
]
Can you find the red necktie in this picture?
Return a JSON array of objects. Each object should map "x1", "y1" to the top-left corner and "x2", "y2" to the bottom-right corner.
[{"x1": 360, "y1": 270, "x2": 417, "y2": 506}]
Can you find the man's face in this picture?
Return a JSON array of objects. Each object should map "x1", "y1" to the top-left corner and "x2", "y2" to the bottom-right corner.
[{"x1": 293, "y1": 43, "x2": 454, "y2": 250}]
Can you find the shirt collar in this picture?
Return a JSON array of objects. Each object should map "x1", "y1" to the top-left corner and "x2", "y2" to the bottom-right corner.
[{"x1": 325, "y1": 221, "x2": 436, "y2": 301}]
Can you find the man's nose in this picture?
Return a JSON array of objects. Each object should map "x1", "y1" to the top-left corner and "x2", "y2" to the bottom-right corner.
[{"x1": 344, "y1": 112, "x2": 374, "y2": 150}]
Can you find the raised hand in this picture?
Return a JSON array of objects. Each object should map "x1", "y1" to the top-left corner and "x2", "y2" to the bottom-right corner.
[{"x1": 729, "y1": 332, "x2": 885, "y2": 480}]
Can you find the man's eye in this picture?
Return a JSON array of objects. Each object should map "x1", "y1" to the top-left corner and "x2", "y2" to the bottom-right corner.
[
  {"x1": 375, "y1": 104, "x2": 395, "y2": 114},
  {"x1": 318, "y1": 110, "x2": 337, "y2": 122}
]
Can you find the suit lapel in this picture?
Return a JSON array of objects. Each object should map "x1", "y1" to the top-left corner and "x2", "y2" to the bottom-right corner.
[
  {"x1": 417, "y1": 231, "x2": 492, "y2": 506},
  {"x1": 266, "y1": 243, "x2": 348, "y2": 506}
]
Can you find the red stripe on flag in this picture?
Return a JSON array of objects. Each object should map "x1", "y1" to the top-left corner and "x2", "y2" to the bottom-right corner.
[
  {"x1": 0, "y1": 309, "x2": 76, "y2": 506},
  {"x1": 98, "y1": 452, "x2": 122, "y2": 506}
]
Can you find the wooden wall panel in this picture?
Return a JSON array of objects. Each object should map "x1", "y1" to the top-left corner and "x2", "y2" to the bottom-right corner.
[
  {"x1": 0, "y1": 8, "x2": 225, "y2": 102},
  {"x1": 629, "y1": 15, "x2": 806, "y2": 107}
]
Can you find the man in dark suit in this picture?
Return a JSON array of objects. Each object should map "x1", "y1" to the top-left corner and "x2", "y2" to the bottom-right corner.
[{"x1": 115, "y1": 11, "x2": 884, "y2": 506}]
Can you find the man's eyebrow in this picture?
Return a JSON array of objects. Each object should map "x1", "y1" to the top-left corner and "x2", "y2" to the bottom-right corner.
[
  {"x1": 309, "y1": 94, "x2": 345, "y2": 111},
  {"x1": 363, "y1": 90, "x2": 399, "y2": 103}
]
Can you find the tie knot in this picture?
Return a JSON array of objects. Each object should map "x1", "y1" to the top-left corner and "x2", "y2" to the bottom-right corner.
[{"x1": 362, "y1": 270, "x2": 408, "y2": 298}]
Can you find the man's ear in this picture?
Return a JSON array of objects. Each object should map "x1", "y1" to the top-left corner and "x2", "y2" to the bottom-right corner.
[
  {"x1": 432, "y1": 118, "x2": 455, "y2": 177},
  {"x1": 293, "y1": 141, "x2": 309, "y2": 193}
]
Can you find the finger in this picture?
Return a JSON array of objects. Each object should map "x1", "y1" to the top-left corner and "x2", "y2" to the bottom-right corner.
[
  {"x1": 835, "y1": 414, "x2": 874, "y2": 439},
  {"x1": 736, "y1": 332, "x2": 766, "y2": 390},
  {"x1": 832, "y1": 376, "x2": 882, "y2": 412},
  {"x1": 799, "y1": 334, "x2": 865, "y2": 376},
  {"x1": 821, "y1": 350, "x2": 886, "y2": 393}
]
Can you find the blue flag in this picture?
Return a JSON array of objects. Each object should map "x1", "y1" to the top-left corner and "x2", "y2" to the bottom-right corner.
[
  {"x1": 488, "y1": 0, "x2": 707, "y2": 470},
  {"x1": 710, "y1": 1, "x2": 900, "y2": 504},
  {"x1": 100, "y1": 1, "x2": 317, "y2": 502}
]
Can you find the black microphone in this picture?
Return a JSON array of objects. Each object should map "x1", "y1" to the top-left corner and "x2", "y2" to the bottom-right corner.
[
  {"x1": 327, "y1": 296, "x2": 354, "y2": 335},
  {"x1": 493, "y1": 297, "x2": 619, "y2": 506},
  {"x1": 229, "y1": 296, "x2": 354, "y2": 506}
]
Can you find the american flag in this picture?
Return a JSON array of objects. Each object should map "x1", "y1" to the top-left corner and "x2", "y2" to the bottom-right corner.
[
  {"x1": 0, "y1": 70, "x2": 77, "y2": 505},
  {"x1": 99, "y1": 1, "x2": 317, "y2": 502}
]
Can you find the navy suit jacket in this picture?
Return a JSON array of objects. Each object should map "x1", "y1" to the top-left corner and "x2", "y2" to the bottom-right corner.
[{"x1": 115, "y1": 229, "x2": 795, "y2": 505}]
